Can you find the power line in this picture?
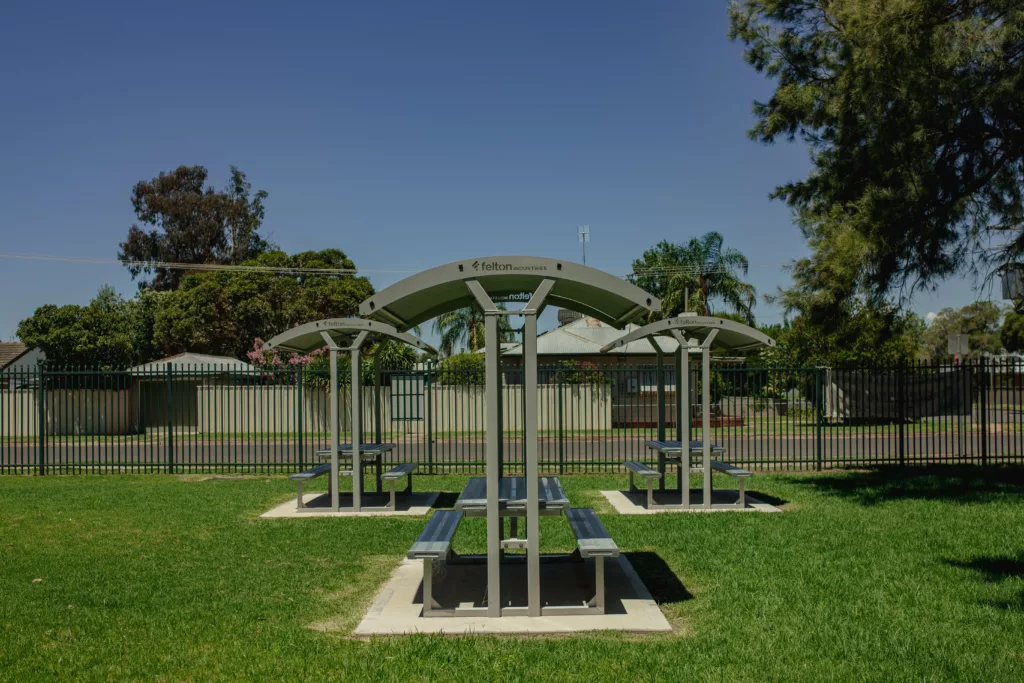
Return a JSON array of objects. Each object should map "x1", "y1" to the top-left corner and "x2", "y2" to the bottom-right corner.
[
  {"x1": 0, "y1": 252, "x2": 414, "y2": 276},
  {"x1": 0, "y1": 251, "x2": 792, "y2": 279}
]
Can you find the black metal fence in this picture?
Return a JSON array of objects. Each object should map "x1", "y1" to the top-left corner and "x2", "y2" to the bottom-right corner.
[{"x1": 2, "y1": 359, "x2": 1022, "y2": 474}]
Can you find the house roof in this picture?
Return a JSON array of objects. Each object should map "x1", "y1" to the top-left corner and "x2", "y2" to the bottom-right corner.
[
  {"x1": 129, "y1": 352, "x2": 257, "y2": 375},
  {"x1": 481, "y1": 316, "x2": 682, "y2": 356},
  {"x1": 0, "y1": 342, "x2": 29, "y2": 369}
]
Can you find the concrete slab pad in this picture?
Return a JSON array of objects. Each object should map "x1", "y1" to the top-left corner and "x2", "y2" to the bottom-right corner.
[
  {"x1": 601, "y1": 489, "x2": 782, "y2": 515},
  {"x1": 261, "y1": 491, "x2": 439, "y2": 518},
  {"x1": 353, "y1": 555, "x2": 672, "y2": 635}
]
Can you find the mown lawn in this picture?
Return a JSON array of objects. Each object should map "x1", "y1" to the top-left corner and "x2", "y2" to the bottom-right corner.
[{"x1": 2, "y1": 467, "x2": 1023, "y2": 681}]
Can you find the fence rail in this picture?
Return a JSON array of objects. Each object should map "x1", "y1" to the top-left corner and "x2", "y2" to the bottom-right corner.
[{"x1": 2, "y1": 359, "x2": 1022, "y2": 474}]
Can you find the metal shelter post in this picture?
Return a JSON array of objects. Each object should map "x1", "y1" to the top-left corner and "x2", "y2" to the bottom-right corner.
[
  {"x1": 467, "y1": 279, "x2": 502, "y2": 617},
  {"x1": 674, "y1": 345, "x2": 683, "y2": 442},
  {"x1": 670, "y1": 330, "x2": 690, "y2": 446},
  {"x1": 670, "y1": 330, "x2": 690, "y2": 507},
  {"x1": 524, "y1": 278, "x2": 554, "y2": 616},
  {"x1": 373, "y1": 351, "x2": 382, "y2": 444},
  {"x1": 652, "y1": 338, "x2": 666, "y2": 443},
  {"x1": 349, "y1": 331, "x2": 368, "y2": 512},
  {"x1": 700, "y1": 330, "x2": 718, "y2": 509},
  {"x1": 326, "y1": 337, "x2": 340, "y2": 512}
]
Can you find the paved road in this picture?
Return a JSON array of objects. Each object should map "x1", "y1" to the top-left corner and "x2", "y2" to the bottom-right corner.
[{"x1": 3, "y1": 433, "x2": 1019, "y2": 472}]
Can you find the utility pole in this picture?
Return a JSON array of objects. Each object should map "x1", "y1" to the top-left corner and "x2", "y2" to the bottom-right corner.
[{"x1": 578, "y1": 225, "x2": 589, "y2": 265}]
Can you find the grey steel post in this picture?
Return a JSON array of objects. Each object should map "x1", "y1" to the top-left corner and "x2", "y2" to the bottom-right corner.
[
  {"x1": 351, "y1": 342, "x2": 363, "y2": 512},
  {"x1": 329, "y1": 346, "x2": 340, "y2": 511},
  {"x1": 702, "y1": 344, "x2": 711, "y2": 508},
  {"x1": 373, "y1": 351, "x2": 382, "y2": 444},
  {"x1": 674, "y1": 346, "x2": 683, "y2": 442},
  {"x1": 701, "y1": 330, "x2": 718, "y2": 509},
  {"x1": 654, "y1": 341, "x2": 666, "y2": 443},
  {"x1": 671, "y1": 332, "x2": 692, "y2": 508},
  {"x1": 672, "y1": 331, "x2": 691, "y2": 447},
  {"x1": 523, "y1": 278, "x2": 552, "y2": 617},
  {"x1": 468, "y1": 279, "x2": 502, "y2": 617}
]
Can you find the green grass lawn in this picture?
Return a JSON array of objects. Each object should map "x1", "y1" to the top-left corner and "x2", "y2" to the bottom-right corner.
[{"x1": 2, "y1": 468, "x2": 1023, "y2": 681}]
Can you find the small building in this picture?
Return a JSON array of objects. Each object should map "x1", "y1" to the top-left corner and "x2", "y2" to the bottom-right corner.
[
  {"x1": 0, "y1": 342, "x2": 46, "y2": 389},
  {"x1": 129, "y1": 352, "x2": 258, "y2": 429}
]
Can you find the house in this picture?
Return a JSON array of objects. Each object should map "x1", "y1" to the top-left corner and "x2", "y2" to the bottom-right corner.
[
  {"x1": 480, "y1": 312, "x2": 684, "y2": 389},
  {"x1": 0, "y1": 342, "x2": 46, "y2": 389}
]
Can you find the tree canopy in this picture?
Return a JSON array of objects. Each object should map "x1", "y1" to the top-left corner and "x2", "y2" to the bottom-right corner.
[
  {"x1": 730, "y1": 1, "x2": 1024, "y2": 321},
  {"x1": 1001, "y1": 309, "x2": 1024, "y2": 353},
  {"x1": 119, "y1": 165, "x2": 271, "y2": 290},
  {"x1": 629, "y1": 232, "x2": 757, "y2": 323},
  {"x1": 18, "y1": 250, "x2": 375, "y2": 366},
  {"x1": 152, "y1": 250, "x2": 374, "y2": 359},
  {"x1": 920, "y1": 301, "x2": 1004, "y2": 360},
  {"x1": 753, "y1": 302, "x2": 926, "y2": 367},
  {"x1": 17, "y1": 286, "x2": 152, "y2": 367},
  {"x1": 432, "y1": 304, "x2": 515, "y2": 356}
]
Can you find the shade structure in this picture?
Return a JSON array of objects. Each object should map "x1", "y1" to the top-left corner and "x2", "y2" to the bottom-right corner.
[
  {"x1": 264, "y1": 318, "x2": 434, "y2": 355},
  {"x1": 360, "y1": 256, "x2": 660, "y2": 617},
  {"x1": 264, "y1": 318, "x2": 435, "y2": 512},
  {"x1": 599, "y1": 315, "x2": 775, "y2": 354},
  {"x1": 360, "y1": 256, "x2": 658, "y2": 332},
  {"x1": 600, "y1": 314, "x2": 775, "y2": 509}
]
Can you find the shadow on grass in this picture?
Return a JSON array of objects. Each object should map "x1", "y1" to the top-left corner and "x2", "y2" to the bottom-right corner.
[
  {"x1": 625, "y1": 551, "x2": 693, "y2": 605},
  {"x1": 792, "y1": 465, "x2": 1024, "y2": 506},
  {"x1": 945, "y1": 553, "x2": 1024, "y2": 611},
  {"x1": 745, "y1": 490, "x2": 788, "y2": 507},
  {"x1": 431, "y1": 492, "x2": 461, "y2": 509}
]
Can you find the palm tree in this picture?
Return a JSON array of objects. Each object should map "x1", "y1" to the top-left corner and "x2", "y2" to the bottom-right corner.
[
  {"x1": 630, "y1": 232, "x2": 756, "y2": 323},
  {"x1": 433, "y1": 303, "x2": 515, "y2": 356}
]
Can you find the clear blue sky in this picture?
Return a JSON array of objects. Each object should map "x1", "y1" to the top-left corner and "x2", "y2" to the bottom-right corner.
[{"x1": 0, "y1": 0, "x2": 988, "y2": 345}]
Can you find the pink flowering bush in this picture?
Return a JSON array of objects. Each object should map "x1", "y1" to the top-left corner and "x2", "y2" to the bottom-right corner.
[{"x1": 248, "y1": 338, "x2": 330, "y2": 386}]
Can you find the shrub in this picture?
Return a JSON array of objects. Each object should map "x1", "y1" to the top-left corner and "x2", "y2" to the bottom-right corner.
[{"x1": 436, "y1": 353, "x2": 486, "y2": 385}]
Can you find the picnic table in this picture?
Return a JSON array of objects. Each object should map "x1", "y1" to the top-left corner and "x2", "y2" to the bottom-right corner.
[
  {"x1": 454, "y1": 476, "x2": 570, "y2": 517},
  {"x1": 316, "y1": 443, "x2": 396, "y2": 494},
  {"x1": 645, "y1": 440, "x2": 724, "y2": 491},
  {"x1": 632, "y1": 439, "x2": 752, "y2": 509},
  {"x1": 410, "y1": 475, "x2": 616, "y2": 616}
]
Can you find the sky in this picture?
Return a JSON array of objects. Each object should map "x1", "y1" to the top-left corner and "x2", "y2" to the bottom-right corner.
[{"x1": 0, "y1": 1, "x2": 996, "y2": 348}]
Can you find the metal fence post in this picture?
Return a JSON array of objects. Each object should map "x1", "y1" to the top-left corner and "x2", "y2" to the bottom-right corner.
[
  {"x1": 815, "y1": 366, "x2": 823, "y2": 471},
  {"x1": 37, "y1": 362, "x2": 46, "y2": 476},
  {"x1": 898, "y1": 361, "x2": 906, "y2": 466},
  {"x1": 166, "y1": 363, "x2": 174, "y2": 473},
  {"x1": 980, "y1": 357, "x2": 988, "y2": 466},
  {"x1": 297, "y1": 368, "x2": 304, "y2": 471},
  {"x1": 425, "y1": 362, "x2": 434, "y2": 475},
  {"x1": 557, "y1": 367, "x2": 565, "y2": 475}
]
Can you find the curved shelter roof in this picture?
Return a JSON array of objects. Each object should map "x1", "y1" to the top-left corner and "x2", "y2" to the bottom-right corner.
[
  {"x1": 263, "y1": 318, "x2": 435, "y2": 354},
  {"x1": 359, "y1": 256, "x2": 660, "y2": 330},
  {"x1": 599, "y1": 314, "x2": 775, "y2": 353}
]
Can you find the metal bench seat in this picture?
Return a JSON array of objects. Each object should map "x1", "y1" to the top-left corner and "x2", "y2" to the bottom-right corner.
[
  {"x1": 409, "y1": 510, "x2": 463, "y2": 617},
  {"x1": 566, "y1": 508, "x2": 618, "y2": 614},
  {"x1": 709, "y1": 460, "x2": 752, "y2": 477},
  {"x1": 709, "y1": 460, "x2": 752, "y2": 507},
  {"x1": 380, "y1": 462, "x2": 417, "y2": 509},
  {"x1": 289, "y1": 464, "x2": 331, "y2": 510},
  {"x1": 624, "y1": 461, "x2": 661, "y2": 509}
]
